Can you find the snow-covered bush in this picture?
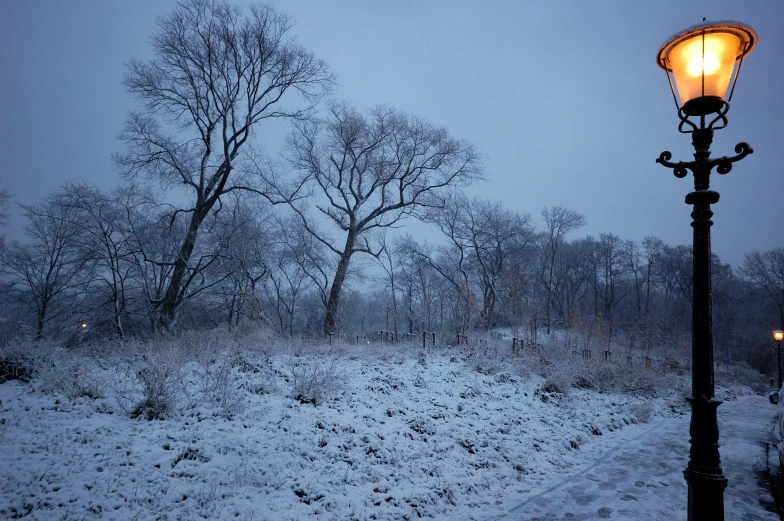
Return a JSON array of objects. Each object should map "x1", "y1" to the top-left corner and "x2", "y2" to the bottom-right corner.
[
  {"x1": 36, "y1": 353, "x2": 104, "y2": 399},
  {"x1": 471, "y1": 336, "x2": 700, "y2": 400},
  {"x1": 465, "y1": 342, "x2": 510, "y2": 375},
  {"x1": 629, "y1": 402, "x2": 654, "y2": 423},
  {"x1": 0, "y1": 341, "x2": 104, "y2": 398},
  {"x1": 191, "y1": 347, "x2": 246, "y2": 418},
  {"x1": 573, "y1": 374, "x2": 594, "y2": 389},
  {"x1": 0, "y1": 341, "x2": 36, "y2": 383},
  {"x1": 288, "y1": 357, "x2": 343, "y2": 405},
  {"x1": 715, "y1": 362, "x2": 769, "y2": 395},
  {"x1": 115, "y1": 342, "x2": 186, "y2": 420}
]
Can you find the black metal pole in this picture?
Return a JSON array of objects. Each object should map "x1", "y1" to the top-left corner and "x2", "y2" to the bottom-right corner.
[
  {"x1": 778, "y1": 341, "x2": 782, "y2": 389},
  {"x1": 657, "y1": 122, "x2": 752, "y2": 521},
  {"x1": 685, "y1": 129, "x2": 725, "y2": 521}
]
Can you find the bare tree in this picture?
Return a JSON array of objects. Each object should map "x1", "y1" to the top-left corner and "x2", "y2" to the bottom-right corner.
[
  {"x1": 397, "y1": 238, "x2": 448, "y2": 334},
  {"x1": 262, "y1": 217, "x2": 324, "y2": 336},
  {"x1": 538, "y1": 206, "x2": 586, "y2": 333},
  {"x1": 374, "y1": 230, "x2": 400, "y2": 336},
  {"x1": 660, "y1": 245, "x2": 693, "y2": 305},
  {"x1": 623, "y1": 240, "x2": 643, "y2": 319},
  {"x1": 1, "y1": 197, "x2": 91, "y2": 339},
  {"x1": 115, "y1": 0, "x2": 333, "y2": 329},
  {"x1": 0, "y1": 184, "x2": 9, "y2": 228},
  {"x1": 549, "y1": 238, "x2": 592, "y2": 326},
  {"x1": 268, "y1": 102, "x2": 482, "y2": 335},
  {"x1": 56, "y1": 183, "x2": 140, "y2": 337},
  {"x1": 0, "y1": 184, "x2": 10, "y2": 259},
  {"x1": 208, "y1": 197, "x2": 271, "y2": 325},
  {"x1": 417, "y1": 199, "x2": 475, "y2": 335},
  {"x1": 596, "y1": 233, "x2": 631, "y2": 325},
  {"x1": 740, "y1": 247, "x2": 784, "y2": 329},
  {"x1": 461, "y1": 199, "x2": 536, "y2": 329},
  {"x1": 642, "y1": 236, "x2": 664, "y2": 317}
]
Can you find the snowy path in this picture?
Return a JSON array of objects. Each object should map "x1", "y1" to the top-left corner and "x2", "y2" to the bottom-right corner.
[{"x1": 500, "y1": 395, "x2": 778, "y2": 521}]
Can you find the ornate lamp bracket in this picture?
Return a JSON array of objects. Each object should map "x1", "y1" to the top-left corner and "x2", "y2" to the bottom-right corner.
[{"x1": 656, "y1": 141, "x2": 753, "y2": 190}]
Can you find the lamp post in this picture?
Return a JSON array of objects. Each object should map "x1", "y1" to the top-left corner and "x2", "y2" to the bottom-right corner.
[
  {"x1": 654, "y1": 20, "x2": 756, "y2": 521},
  {"x1": 774, "y1": 330, "x2": 784, "y2": 389}
]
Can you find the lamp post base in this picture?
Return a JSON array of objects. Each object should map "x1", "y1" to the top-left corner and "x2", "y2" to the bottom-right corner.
[
  {"x1": 686, "y1": 468, "x2": 728, "y2": 521},
  {"x1": 684, "y1": 394, "x2": 726, "y2": 521}
]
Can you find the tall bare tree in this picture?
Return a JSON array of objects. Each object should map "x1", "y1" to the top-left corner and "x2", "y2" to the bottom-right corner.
[
  {"x1": 551, "y1": 237, "x2": 592, "y2": 325},
  {"x1": 268, "y1": 102, "x2": 482, "y2": 335},
  {"x1": 538, "y1": 206, "x2": 586, "y2": 333},
  {"x1": 56, "y1": 183, "x2": 139, "y2": 337},
  {"x1": 641, "y1": 236, "x2": 664, "y2": 317},
  {"x1": 421, "y1": 200, "x2": 475, "y2": 335},
  {"x1": 457, "y1": 198, "x2": 536, "y2": 329},
  {"x1": 1, "y1": 197, "x2": 91, "y2": 339},
  {"x1": 207, "y1": 197, "x2": 270, "y2": 325},
  {"x1": 0, "y1": 184, "x2": 9, "y2": 229},
  {"x1": 741, "y1": 247, "x2": 784, "y2": 329},
  {"x1": 115, "y1": 0, "x2": 333, "y2": 329},
  {"x1": 374, "y1": 230, "x2": 401, "y2": 336}
]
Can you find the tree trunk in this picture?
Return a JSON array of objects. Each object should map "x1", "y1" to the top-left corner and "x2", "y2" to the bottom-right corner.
[
  {"x1": 158, "y1": 210, "x2": 205, "y2": 330},
  {"x1": 36, "y1": 300, "x2": 47, "y2": 340},
  {"x1": 323, "y1": 233, "x2": 355, "y2": 336}
]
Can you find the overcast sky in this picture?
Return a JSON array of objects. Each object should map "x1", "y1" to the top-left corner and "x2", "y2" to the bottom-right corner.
[{"x1": 1, "y1": 0, "x2": 782, "y2": 266}]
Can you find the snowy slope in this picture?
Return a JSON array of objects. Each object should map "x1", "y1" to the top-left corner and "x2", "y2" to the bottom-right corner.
[{"x1": 0, "y1": 345, "x2": 776, "y2": 520}]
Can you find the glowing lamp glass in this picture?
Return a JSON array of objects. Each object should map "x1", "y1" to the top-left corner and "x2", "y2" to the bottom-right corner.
[
  {"x1": 656, "y1": 21, "x2": 756, "y2": 115},
  {"x1": 669, "y1": 32, "x2": 740, "y2": 105},
  {"x1": 774, "y1": 331, "x2": 784, "y2": 342}
]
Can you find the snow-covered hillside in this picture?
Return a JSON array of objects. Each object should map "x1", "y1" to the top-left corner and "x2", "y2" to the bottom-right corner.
[{"x1": 0, "y1": 338, "x2": 777, "y2": 520}]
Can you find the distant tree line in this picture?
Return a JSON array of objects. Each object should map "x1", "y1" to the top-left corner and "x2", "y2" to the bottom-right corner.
[{"x1": 0, "y1": 0, "x2": 781, "y2": 376}]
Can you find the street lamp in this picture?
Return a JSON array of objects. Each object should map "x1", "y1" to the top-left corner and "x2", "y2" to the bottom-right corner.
[
  {"x1": 774, "y1": 330, "x2": 784, "y2": 388},
  {"x1": 655, "y1": 20, "x2": 756, "y2": 521}
]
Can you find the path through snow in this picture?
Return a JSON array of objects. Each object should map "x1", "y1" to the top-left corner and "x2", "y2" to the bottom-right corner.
[{"x1": 500, "y1": 395, "x2": 778, "y2": 520}]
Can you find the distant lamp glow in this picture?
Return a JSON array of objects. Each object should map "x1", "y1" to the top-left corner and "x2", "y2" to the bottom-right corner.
[
  {"x1": 81, "y1": 322, "x2": 88, "y2": 329},
  {"x1": 774, "y1": 331, "x2": 784, "y2": 392},
  {"x1": 656, "y1": 21, "x2": 756, "y2": 117}
]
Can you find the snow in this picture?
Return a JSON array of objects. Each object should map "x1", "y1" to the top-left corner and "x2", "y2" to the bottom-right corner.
[{"x1": 0, "y1": 342, "x2": 778, "y2": 520}]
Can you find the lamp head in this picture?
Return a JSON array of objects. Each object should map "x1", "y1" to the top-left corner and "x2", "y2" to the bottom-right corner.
[{"x1": 657, "y1": 21, "x2": 756, "y2": 117}]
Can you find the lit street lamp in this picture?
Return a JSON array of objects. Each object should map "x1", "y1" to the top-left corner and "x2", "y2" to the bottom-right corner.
[
  {"x1": 774, "y1": 330, "x2": 784, "y2": 389},
  {"x1": 655, "y1": 20, "x2": 756, "y2": 521}
]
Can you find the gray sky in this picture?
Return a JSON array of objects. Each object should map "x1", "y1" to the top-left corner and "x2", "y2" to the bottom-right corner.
[{"x1": 1, "y1": 0, "x2": 782, "y2": 266}]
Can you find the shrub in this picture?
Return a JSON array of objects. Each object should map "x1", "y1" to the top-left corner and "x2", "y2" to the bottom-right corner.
[
  {"x1": 715, "y1": 362, "x2": 768, "y2": 394},
  {"x1": 194, "y1": 348, "x2": 245, "y2": 418},
  {"x1": 39, "y1": 356, "x2": 104, "y2": 399},
  {"x1": 125, "y1": 347, "x2": 185, "y2": 420},
  {"x1": 630, "y1": 403, "x2": 654, "y2": 424},
  {"x1": 0, "y1": 342, "x2": 45, "y2": 384},
  {"x1": 541, "y1": 379, "x2": 566, "y2": 394},
  {"x1": 573, "y1": 374, "x2": 594, "y2": 390},
  {"x1": 0, "y1": 352, "x2": 33, "y2": 383},
  {"x1": 1, "y1": 342, "x2": 103, "y2": 398},
  {"x1": 288, "y1": 358, "x2": 342, "y2": 405}
]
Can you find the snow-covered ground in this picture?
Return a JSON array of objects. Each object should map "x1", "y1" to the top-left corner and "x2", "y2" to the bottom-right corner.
[{"x1": 0, "y1": 341, "x2": 778, "y2": 520}]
